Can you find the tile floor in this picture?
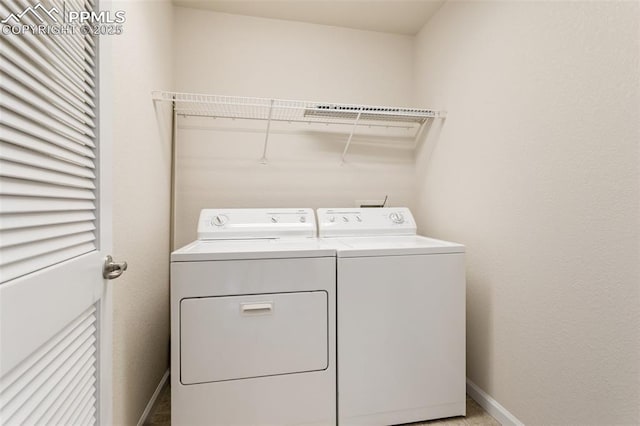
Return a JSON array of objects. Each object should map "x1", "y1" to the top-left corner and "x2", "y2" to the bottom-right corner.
[{"x1": 145, "y1": 384, "x2": 501, "y2": 426}]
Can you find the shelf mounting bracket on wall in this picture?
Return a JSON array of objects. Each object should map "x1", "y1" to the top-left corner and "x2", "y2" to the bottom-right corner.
[
  {"x1": 260, "y1": 99, "x2": 275, "y2": 164},
  {"x1": 341, "y1": 111, "x2": 362, "y2": 164},
  {"x1": 413, "y1": 117, "x2": 430, "y2": 147}
]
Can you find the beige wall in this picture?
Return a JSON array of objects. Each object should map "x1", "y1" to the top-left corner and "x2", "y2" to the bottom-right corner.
[
  {"x1": 414, "y1": 1, "x2": 640, "y2": 424},
  {"x1": 110, "y1": 1, "x2": 173, "y2": 424},
  {"x1": 172, "y1": 8, "x2": 417, "y2": 247}
]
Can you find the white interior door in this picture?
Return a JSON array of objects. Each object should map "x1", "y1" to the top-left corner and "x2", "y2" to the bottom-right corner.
[{"x1": 0, "y1": 1, "x2": 116, "y2": 424}]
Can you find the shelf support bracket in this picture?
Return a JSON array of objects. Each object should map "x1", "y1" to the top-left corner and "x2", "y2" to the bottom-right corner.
[
  {"x1": 341, "y1": 111, "x2": 362, "y2": 164},
  {"x1": 413, "y1": 118, "x2": 430, "y2": 148},
  {"x1": 260, "y1": 99, "x2": 275, "y2": 164}
]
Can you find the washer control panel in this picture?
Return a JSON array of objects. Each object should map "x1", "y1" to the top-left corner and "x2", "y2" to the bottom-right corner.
[
  {"x1": 317, "y1": 207, "x2": 417, "y2": 237},
  {"x1": 198, "y1": 208, "x2": 316, "y2": 240}
]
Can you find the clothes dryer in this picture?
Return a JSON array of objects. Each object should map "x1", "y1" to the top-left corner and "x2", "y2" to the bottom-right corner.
[
  {"x1": 171, "y1": 208, "x2": 336, "y2": 425},
  {"x1": 317, "y1": 207, "x2": 465, "y2": 425}
]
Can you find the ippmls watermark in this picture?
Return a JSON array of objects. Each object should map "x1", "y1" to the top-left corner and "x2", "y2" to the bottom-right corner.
[{"x1": 1, "y1": 1, "x2": 126, "y2": 36}]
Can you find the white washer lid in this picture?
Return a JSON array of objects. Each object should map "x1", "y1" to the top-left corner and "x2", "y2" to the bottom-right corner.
[
  {"x1": 331, "y1": 235, "x2": 465, "y2": 257},
  {"x1": 171, "y1": 238, "x2": 337, "y2": 262}
]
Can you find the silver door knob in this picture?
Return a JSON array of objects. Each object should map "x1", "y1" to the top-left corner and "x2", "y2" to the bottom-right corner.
[{"x1": 103, "y1": 255, "x2": 128, "y2": 280}]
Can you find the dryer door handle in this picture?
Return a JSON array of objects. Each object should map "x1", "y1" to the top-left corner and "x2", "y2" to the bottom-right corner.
[{"x1": 241, "y1": 302, "x2": 273, "y2": 314}]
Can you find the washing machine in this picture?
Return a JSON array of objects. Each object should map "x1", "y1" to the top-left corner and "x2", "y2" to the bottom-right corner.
[
  {"x1": 171, "y1": 208, "x2": 336, "y2": 426},
  {"x1": 317, "y1": 207, "x2": 466, "y2": 425}
]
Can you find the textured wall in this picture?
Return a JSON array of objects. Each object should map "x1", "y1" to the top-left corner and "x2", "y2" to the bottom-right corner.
[
  {"x1": 110, "y1": 1, "x2": 173, "y2": 424},
  {"x1": 172, "y1": 8, "x2": 417, "y2": 247},
  {"x1": 414, "y1": 1, "x2": 640, "y2": 424}
]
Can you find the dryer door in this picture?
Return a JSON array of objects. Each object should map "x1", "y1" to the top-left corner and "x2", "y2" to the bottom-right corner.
[{"x1": 180, "y1": 291, "x2": 328, "y2": 384}]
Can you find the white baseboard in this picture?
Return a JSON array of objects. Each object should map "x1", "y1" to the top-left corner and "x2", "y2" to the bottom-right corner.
[
  {"x1": 137, "y1": 372, "x2": 515, "y2": 426},
  {"x1": 137, "y1": 369, "x2": 170, "y2": 426},
  {"x1": 466, "y1": 379, "x2": 524, "y2": 426}
]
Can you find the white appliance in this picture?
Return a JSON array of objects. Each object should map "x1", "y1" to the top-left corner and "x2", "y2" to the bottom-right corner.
[
  {"x1": 171, "y1": 208, "x2": 336, "y2": 426},
  {"x1": 317, "y1": 207, "x2": 466, "y2": 425}
]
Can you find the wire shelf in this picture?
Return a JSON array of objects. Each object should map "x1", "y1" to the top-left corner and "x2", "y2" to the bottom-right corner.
[{"x1": 152, "y1": 91, "x2": 446, "y2": 163}]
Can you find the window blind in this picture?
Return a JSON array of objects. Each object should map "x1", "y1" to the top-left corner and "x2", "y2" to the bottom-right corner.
[{"x1": 0, "y1": 0, "x2": 98, "y2": 284}]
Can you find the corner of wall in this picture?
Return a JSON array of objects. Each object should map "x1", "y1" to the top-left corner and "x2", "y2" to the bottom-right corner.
[{"x1": 111, "y1": 0, "x2": 175, "y2": 424}]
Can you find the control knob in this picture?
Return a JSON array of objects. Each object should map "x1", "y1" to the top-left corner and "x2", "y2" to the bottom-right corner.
[
  {"x1": 211, "y1": 214, "x2": 228, "y2": 226},
  {"x1": 389, "y1": 212, "x2": 405, "y2": 224}
]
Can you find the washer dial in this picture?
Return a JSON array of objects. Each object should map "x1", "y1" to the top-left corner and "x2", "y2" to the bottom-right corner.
[
  {"x1": 389, "y1": 212, "x2": 405, "y2": 224},
  {"x1": 211, "y1": 214, "x2": 228, "y2": 226}
]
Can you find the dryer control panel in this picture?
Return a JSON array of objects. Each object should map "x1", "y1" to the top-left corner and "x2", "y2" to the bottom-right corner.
[
  {"x1": 198, "y1": 208, "x2": 316, "y2": 240},
  {"x1": 317, "y1": 207, "x2": 417, "y2": 237}
]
